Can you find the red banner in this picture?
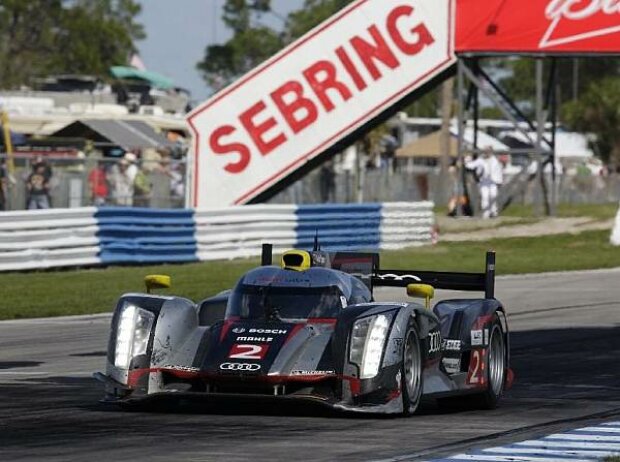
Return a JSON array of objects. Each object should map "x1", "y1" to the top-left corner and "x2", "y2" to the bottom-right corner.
[{"x1": 457, "y1": 0, "x2": 620, "y2": 54}]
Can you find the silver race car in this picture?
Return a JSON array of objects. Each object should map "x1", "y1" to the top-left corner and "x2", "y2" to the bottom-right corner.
[{"x1": 95, "y1": 245, "x2": 512, "y2": 415}]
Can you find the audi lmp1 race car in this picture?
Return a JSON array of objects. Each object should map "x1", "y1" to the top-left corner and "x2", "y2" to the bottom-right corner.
[{"x1": 95, "y1": 244, "x2": 512, "y2": 415}]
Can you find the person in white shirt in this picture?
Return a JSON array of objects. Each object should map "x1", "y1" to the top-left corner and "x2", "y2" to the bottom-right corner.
[
  {"x1": 109, "y1": 158, "x2": 134, "y2": 206},
  {"x1": 465, "y1": 147, "x2": 504, "y2": 219},
  {"x1": 123, "y1": 152, "x2": 139, "y2": 183}
]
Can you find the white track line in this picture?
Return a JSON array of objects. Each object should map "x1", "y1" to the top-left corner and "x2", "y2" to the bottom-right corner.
[
  {"x1": 418, "y1": 423, "x2": 620, "y2": 462},
  {"x1": 545, "y1": 433, "x2": 620, "y2": 442},
  {"x1": 447, "y1": 454, "x2": 596, "y2": 462},
  {"x1": 482, "y1": 447, "x2": 618, "y2": 458},
  {"x1": 573, "y1": 426, "x2": 620, "y2": 433},
  {"x1": 517, "y1": 440, "x2": 620, "y2": 450}
]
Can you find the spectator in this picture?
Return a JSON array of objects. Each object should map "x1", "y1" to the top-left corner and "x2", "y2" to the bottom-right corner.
[
  {"x1": 133, "y1": 165, "x2": 152, "y2": 207},
  {"x1": 169, "y1": 161, "x2": 186, "y2": 206},
  {"x1": 109, "y1": 158, "x2": 134, "y2": 206},
  {"x1": 141, "y1": 147, "x2": 161, "y2": 173},
  {"x1": 26, "y1": 164, "x2": 51, "y2": 209},
  {"x1": 465, "y1": 147, "x2": 503, "y2": 219},
  {"x1": 88, "y1": 161, "x2": 109, "y2": 206},
  {"x1": 158, "y1": 147, "x2": 172, "y2": 174},
  {"x1": 123, "y1": 152, "x2": 139, "y2": 183},
  {"x1": 319, "y1": 161, "x2": 336, "y2": 203},
  {"x1": 32, "y1": 155, "x2": 52, "y2": 181},
  {"x1": 447, "y1": 163, "x2": 473, "y2": 217}
]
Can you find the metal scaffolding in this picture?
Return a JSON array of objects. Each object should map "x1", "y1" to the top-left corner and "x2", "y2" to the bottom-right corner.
[{"x1": 456, "y1": 57, "x2": 558, "y2": 217}]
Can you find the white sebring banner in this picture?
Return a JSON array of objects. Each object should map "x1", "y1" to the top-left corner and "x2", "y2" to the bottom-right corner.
[{"x1": 187, "y1": 0, "x2": 455, "y2": 208}]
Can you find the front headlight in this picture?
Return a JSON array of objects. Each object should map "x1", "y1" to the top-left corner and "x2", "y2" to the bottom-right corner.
[
  {"x1": 114, "y1": 304, "x2": 155, "y2": 369},
  {"x1": 349, "y1": 314, "x2": 390, "y2": 379}
]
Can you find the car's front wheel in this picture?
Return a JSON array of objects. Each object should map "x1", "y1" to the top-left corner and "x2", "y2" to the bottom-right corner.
[{"x1": 401, "y1": 325, "x2": 423, "y2": 416}]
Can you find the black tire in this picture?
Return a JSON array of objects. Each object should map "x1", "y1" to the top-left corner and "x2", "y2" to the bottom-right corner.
[
  {"x1": 470, "y1": 315, "x2": 506, "y2": 410},
  {"x1": 401, "y1": 325, "x2": 423, "y2": 416}
]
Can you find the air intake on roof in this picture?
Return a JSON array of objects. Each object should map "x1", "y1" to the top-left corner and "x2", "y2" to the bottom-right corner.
[{"x1": 281, "y1": 250, "x2": 311, "y2": 271}]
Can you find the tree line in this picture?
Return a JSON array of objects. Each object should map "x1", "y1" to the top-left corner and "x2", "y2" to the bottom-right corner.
[{"x1": 0, "y1": 0, "x2": 144, "y2": 89}]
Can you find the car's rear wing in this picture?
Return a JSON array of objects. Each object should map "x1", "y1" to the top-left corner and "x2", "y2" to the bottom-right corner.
[
  {"x1": 372, "y1": 251, "x2": 496, "y2": 299},
  {"x1": 260, "y1": 245, "x2": 496, "y2": 299}
]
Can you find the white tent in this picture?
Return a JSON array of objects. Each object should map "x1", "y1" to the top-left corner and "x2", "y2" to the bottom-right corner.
[
  {"x1": 451, "y1": 126, "x2": 510, "y2": 152},
  {"x1": 499, "y1": 130, "x2": 594, "y2": 159}
]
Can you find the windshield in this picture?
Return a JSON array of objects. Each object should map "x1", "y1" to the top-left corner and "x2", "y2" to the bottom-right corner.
[{"x1": 227, "y1": 285, "x2": 346, "y2": 321}]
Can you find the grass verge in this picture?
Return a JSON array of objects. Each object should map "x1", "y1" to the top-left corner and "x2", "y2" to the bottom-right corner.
[
  {"x1": 1, "y1": 229, "x2": 619, "y2": 320},
  {"x1": 435, "y1": 202, "x2": 617, "y2": 234},
  {"x1": 502, "y1": 202, "x2": 618, "y2": 221}
]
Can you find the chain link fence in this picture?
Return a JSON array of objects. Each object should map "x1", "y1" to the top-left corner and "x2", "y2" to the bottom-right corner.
[
  {"x1": 268, "y1": 165, "x2": 620, "y2": 207},
  {"x1": 0, "y1": 154, "x2": 187, "y2": 211},
  {"x1": 0, "y1": 154, "x2": 617, "y2": 211}
]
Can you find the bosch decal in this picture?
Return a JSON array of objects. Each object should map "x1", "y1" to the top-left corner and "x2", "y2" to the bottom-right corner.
[{"x1": 249, "y1": 328, "x2": 287, "y2": 335}]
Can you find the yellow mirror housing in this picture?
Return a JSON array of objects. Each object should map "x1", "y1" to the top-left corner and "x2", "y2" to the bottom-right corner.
[
  {"x1": 407, "y1": 283, "x2": 434, "y2": 309},
  {"x1": 144, "y1": 275, "x2": 171, "y2": 293},
  {"x1": 281, "y1": 250, "x2": 311, "y2": 271}
]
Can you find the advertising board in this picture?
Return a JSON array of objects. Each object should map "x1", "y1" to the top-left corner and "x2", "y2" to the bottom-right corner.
[
  {"x1": 457, "y1": 0, "x2": 620, "y2": 54},
  {"x1": 188, "y1": 0, "x2": 455, "y2": 208}
]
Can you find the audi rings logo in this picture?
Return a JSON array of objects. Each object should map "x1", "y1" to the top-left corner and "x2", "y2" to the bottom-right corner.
[{"x1": 219, "y1": 362, "x2": 261, "y2": 371}]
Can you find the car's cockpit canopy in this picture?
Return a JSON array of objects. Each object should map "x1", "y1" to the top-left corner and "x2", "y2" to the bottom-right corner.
[{"x1": 226, "y1": 266, "x2": 371, "y2": 322}]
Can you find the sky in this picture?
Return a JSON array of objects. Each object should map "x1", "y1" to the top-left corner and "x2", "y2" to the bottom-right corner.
[{"x1": 137, "y1": 0, "x2": 304, "y2": 103}]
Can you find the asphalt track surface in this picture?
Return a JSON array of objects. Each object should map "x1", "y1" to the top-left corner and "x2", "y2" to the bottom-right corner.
[{"x1": 2, "y1": 269, "x2": 620, "y2": 461}]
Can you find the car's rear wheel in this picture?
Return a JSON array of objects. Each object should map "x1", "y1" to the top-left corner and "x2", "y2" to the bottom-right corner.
[
  {"x1": 471, "y1": 316, "x2": 506, "y2": 409},
  {"x1": 401, "y1": 326, "x2": 423, "y2": 416},
  {"x1": 437, "y1": 314, "x2": 506, "y2": 411}
]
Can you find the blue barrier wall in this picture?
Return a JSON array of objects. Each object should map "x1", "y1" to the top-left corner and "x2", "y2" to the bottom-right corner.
[
  {"x1": 0, "y1": 203, "x2": 433, "y2": 271},
  {"x1": 294, "y1": 203, "x2": 382, "y2": 250},
  {"x1": 96, "y1": 208, "x2": 198, "y2": 264}
]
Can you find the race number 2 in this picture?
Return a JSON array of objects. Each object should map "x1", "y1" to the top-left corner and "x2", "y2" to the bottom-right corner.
[
  {"x1": 467, "y1": 349, "x2": 486, "y2": 386},
  {"x1": 229, "y1": 344, "x2": 269, "y2": 360}
]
